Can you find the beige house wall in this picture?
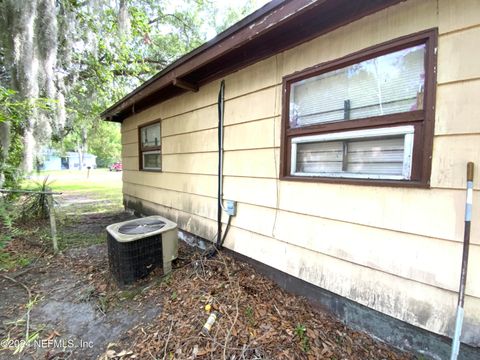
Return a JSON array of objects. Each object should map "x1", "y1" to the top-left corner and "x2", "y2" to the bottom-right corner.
[{"x1": 120, "y1": 0, "x2": 480, "y2": 346}]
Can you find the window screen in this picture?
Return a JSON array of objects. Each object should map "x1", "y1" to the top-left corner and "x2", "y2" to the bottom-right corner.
[{"x1": 289, "y1": 44, "x2": 426, "y2": 128}]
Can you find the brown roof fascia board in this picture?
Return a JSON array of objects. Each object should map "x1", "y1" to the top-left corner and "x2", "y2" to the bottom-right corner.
[
  {"x1": 188, "y1": 0, "x2": 404, "y2": 87},
  {"x1": 103, "y1": 0, "x2": 403, "y2": 122}
]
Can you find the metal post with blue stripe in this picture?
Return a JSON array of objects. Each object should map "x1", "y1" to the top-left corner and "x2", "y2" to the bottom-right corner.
[{"x1": 450, "y1": 162, "x2": 474, "y2": 360}]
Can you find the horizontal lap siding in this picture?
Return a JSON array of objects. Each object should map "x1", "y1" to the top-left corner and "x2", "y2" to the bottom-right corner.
[
  {"x1": 120, "y1": 0, "x2": 480, "y2": 345},
  {"x1": 121, "y1": 143, "x2": 138, "y2": 157},
  {"x1": 123, "y1": 183, "x2": 217, "y2": 220},
  {"x1": 435, "y1": 80, "x2": 480, "y2": 135},
  {"x1": 123, "y1": 184, "x2": 480, "y2": 298},
  {"x1": 224, "y1": 118, "x2": 277, "y2": 150},
  {"x1": 431, "y1": 135, "x2": 480, "y2": 189},
  {"x1": 122, "y1": 156, "x2": 137, "y2": 171},
  {"x1": 162, "y1": 105, "x2": 218, "y2": 137},
  {"x1": 437, "y1": 27, "x2": 480, "y2": 84},
  {"x1": 123, "y1": 167, "x2": 480, "y2": 246},
  {"x1": 277, "y1": 182, "x2": 480, "y2": 245},
  {"x1": 121, "y1": 128, "x2": 137, "y2": 145},
  {"x1": 224, "y1": 87, "x2": 279, "y2": 125},
  {"x1": 163, "y1": 153, "x2": 217, "y2": 175},
  {"x1": 224, "y1": 225, "x2": 480, "y2": 343},
  {"x1": 163, "y1": 128, "x2": 217, "y2": 154},
  {"x1": 223, "y1": 149, "x2": 278, "y2": 178},
  {"x1": 123, "y1": 171, "x2": 217, "y2": 198}
]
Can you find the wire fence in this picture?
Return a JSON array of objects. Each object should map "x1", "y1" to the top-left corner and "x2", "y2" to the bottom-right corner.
[{"x1": 0, "y1": 188, "x2": 62, "y2": 253}]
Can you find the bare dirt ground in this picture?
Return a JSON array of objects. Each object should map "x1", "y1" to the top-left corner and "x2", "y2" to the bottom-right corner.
[
  {"x1": 1, "y1": 243, "x2": 160, "y2": 360},
  {"x1": 0, "y1": 188, "x2": 154, "y2": 359},
  {"x1": 1, "y1": 188, "x2": 418, "y2": 359}
]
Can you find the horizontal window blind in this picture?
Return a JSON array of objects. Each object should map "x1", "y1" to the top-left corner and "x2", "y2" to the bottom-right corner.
[
  {"x1": 292, "y1": 126, "x2": 414, "y2": 179},
  {"x1": 289, "y1": 44, "x2": 425, "y2": 128},
  {"x1": 297, "y1": 141, "x2": 343, "y2": 173},
  {"x1": 296, "y1": 137, "x2": 404, "y2": 175}
]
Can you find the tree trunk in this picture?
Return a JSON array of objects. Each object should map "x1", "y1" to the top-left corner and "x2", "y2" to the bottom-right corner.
[
  {"x1": 6, "y1": 0, "x2": 40, "y2": 173},
  {"x1": 118, "y1": 0, "x2": 130, "y2": 38},
  {"x1": 23, "y1": 125, "x2": 36, "y2": 173},
  {"x1": 0, "y1": 121, "x2": 11, "y2": 187},
  {"x1": 77, "y1": 127, "x2": 88, "y2": 170},
  {"x1": 3, "y1": 0, "x2": 61, "y2": 174},
  {"x1": 56, "y1": 0, "x2": 75, "y2": 133},
  {"x1": 37, "y1": 0, "x2": 58, "y2": 138},
  {"x1": 38, "y1": 0, "x2": 57, "y2": 100},
  {"x1": 78, "y1": 147, "x2": 84, "y2": 171}
]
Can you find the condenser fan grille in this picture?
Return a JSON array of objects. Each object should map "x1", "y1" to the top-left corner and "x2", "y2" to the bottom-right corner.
[{"x1": 118, "y1": 218, "x2": 166, "y2": 235}]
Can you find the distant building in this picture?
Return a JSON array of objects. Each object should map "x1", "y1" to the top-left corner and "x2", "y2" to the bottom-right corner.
[
  {"x1": 64, "y1": 152, "x2": 97, "y2": 170},
  {"x1": 39, "y1": 149, "x2": 97, "y2": 170},
  {"x1": 40, "y1": 149, "x2": 62, "y2": 171}
]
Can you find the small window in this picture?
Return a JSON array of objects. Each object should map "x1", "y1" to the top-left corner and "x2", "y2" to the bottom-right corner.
[
  {"x1": 281, "y1": 29, "x2": 437, "y2": 186},
  {"x1": 139, "y1": 121, "x2": 161, "y2": 171},
  {"x1": 291, "y1": 126, "x2": 414, "y2": 179}
]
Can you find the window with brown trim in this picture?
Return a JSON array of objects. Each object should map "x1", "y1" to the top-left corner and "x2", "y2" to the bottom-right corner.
[
  {"x1": 139, "y1": 121, "x2": 161, "y2": 171},
  {"x1": 280, "y1": 29, "x2": 437, "y2": 187}
]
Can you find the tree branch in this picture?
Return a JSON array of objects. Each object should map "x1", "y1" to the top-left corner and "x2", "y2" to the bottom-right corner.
[{"x1": 148, "y1": 13, "x2": 194, "y2": 33}]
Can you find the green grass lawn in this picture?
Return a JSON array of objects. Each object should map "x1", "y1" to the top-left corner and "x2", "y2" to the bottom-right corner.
[
  {"x1": 0, "y1": 169, "x2": 126, "y2": 263},
  {"x1": 24, "y1": 168, "x2": 122, "y2": 200}
]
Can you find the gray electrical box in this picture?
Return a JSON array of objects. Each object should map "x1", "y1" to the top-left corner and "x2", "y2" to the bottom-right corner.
[{"x1": 225, "y1": 200, "x2": 237, "y2": 216}]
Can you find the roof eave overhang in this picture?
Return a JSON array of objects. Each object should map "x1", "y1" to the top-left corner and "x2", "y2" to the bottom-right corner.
[{"x1": 102, "y1": 0, "x2": 403, "y2": 122}]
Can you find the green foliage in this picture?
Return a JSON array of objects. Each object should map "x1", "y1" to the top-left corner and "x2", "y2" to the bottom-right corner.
[
  {"x1": 1, "y1": 0, "x2": 263, "y2": 182},
  {"x1": 209, "y1": 0, "x2": 259, "y2": 34},
  {"x1": 0, "y1": 87, "x2": 28, "y2": 187},
  {"x1": 0, "y1": 251, "x2": 31, "y2": 271},
  {"x1": 0, "y1": 187, "x2": 31, "y2": 251},
  {"x1": 52, "y1": 0, "x2": 259, "y2": 166},
  {"x1": 1, "y1": 126, "x2": 24, "y2": 189},
  {"x1": 0, "y1": 82, "x2": 55, "y2": 123},
  {"x1": 294, "y1": 323, "x2": 310, "y2": 353},
  {"x1": 0, "y1": 86, "x2": 55, "y2": 188},
  {"x1": 0, "y1": 198, "x2": 14, "y2": 248},
  {"x1": 245, "y1": 305, "x2": 255, "y2": 326},
  {"x1": 0, "y1": 196, "x2": 31, "y2": 270},
  {"x1": 0, "y1": 196, "x2": 13, "y2": 228},
  {"x1": 86, "y1": 121, "x2": 121, "y2": 167}
]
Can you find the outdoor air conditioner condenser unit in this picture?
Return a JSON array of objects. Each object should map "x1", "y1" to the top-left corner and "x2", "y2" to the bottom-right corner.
[{"x1": 106, "y1": 216, "x2": 178, "y2": 285}]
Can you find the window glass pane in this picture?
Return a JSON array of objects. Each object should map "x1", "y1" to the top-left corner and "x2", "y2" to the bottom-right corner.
[
  {"x1": 295, "y1": 135, "x2": 407, "y2": 178},
  {"x1": 347, "y1": 137, "x2": 404, "y2": 175},
  {"x1": 143, "y1": 151, "x2": 161, "y2": 170},
  {"x1": 296, "y1": 141, "x2": 343, "y2": 173},
  {"x1": 290, "y1": 44, "x2": 425, "y2": 128},
  {"x1": 141, "y1": 123, "x2": 161, "y2": 148}
]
